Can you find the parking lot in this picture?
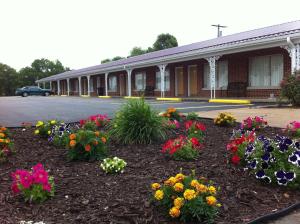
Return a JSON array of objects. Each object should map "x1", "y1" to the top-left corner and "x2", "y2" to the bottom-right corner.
[{"x1": 0, "y1": 96, "x2": 254, "y2": 127}]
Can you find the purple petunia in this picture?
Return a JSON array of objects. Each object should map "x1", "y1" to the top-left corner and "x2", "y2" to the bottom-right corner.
[{"x1": 274, "y1": 170, "x2": 296, "y2": 186}]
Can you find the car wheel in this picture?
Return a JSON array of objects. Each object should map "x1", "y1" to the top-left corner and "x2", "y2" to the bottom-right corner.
[
  {"x1": 22, "y1": 92, "x2": 28, "y2": 97},
  {"x1": 45, "y1": 92, "x2": 50, "y2": 96}
]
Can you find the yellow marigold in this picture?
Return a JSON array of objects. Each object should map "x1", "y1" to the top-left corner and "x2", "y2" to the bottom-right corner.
[
  {"x1": 196, "y1": 184, "x2": 207, "y2": 193},
  {"x1": 175, "y1": 173, "x2": 185, "y2": 182},
  {"x1": 34, "y1": 130, "x2": 40, "y2": 135},
  {"x1": 50, "y1": 120, "x2": 56, "y2": 125},
  {"x1": 5, "y1": 139, "x2": 10, "y2": 144},
  {"x1": 169, "y1": 207, "x2": 180, "y2": 218},
  {"x1": 69, "y1": 140, "x2": 76, "y2": 147},
  {"x1": 183, "y1": 189, "x2": 196, "y2": 200},
  {"x1": 47, "y1": 130, "x2": 51, "y2": 135},
  {"x1": 190, "y1": 180, "x2": 199, "y2": 188},
  {"x1": 151, "y1": 183, "x2": 161, "y2": 190},
  {"x1": 173, "y1": 182, "x2": 184, "y2": 192},
  {"x1": 206, "y1": 196, "x2": 217, "y2": 206},
  {"x1": 208, "y1": 186, "x2": 216, "y2": 194},
  {"x1": 216, "y1": 203, "x2": 222, "y2": 207},
  {"x1": 36, "y1": 121, "x2": 44, "y2": 127},
  {"x1": 154, "y1": 190, "x2": 164, "y2": 200},
  {"x1": 164, "y1": 177, "x2": 177, "y2": 186},
  {"x1": 174, "y1": 197, "x2": 184, "y2": 208},
  {"x1": 0, "y1": 133, "x2": 5, "y2": 138},
  {"x1": 0, "y1": 139, "x2": 3, "y2": 143},
  {"x1": 69, "y1": 133, "x2": 76, "y2": 140}
]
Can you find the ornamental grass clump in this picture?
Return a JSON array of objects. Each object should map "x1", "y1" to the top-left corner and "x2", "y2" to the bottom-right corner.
[
  {"x1": 100, "y1": 157, "x2": 127, "y2": 173},
  {"x1": 34, "y1": 120, "x2": 57, "y2": 138},
  {"x1": 162, "y1": 135, "x2": 203, "y2": 161},
  {"x1": 109, "y1": 99, "x2": 167, "y2": 144},
  {"x1": 67, "y1": 130, "x2": 108, "y2": 161},
  {"x1": 151, "y1": 171, "x2": 221, "y2": 223},
  {"x1": 11, "y1": 163, "x2": 55, "y2": 203},
  {"x1": 245, "y1": 135, "x2": 300, "y2": 188},
  {"x1": 0, "y1": 126, "x2": 14, "y2": 162},
  {"x1": 214, "y1": 112, "x2": 236, "y2": 127},
  {"x1": 241, "y1": 116, "x2": 268, "y2": 131}
]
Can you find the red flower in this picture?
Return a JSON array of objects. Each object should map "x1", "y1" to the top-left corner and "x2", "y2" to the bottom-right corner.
[
  {"x1": 184, "y1": 120, "x2": 193, "y2": 130},
  {"x1": 195, "y1": 122, "x2": 206, "y2": 131},
  {"x1": 190, "y1": 137, "x2": 200, "y2": 147},
  {"x1": 231, "y1": 154, "x2": 240, "y2": 165},
  {"x1": 80, "y1": 119, "x2": 86, "y2": 126}
]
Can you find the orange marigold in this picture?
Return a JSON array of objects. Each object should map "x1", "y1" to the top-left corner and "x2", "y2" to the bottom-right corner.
[
  {"x1": 0, "y1": 127, "x2": 7, "y2": 131},
  {"x1": 69, "y1": 133, "x2": 76, "y2": 140},
  {"x1": 85, "y1": 144, "x2": 91, "y2": 152},
  {"x1": 93, "y1": 140, "x2": 98, "y2": 146},
  {"x1": 0, "y1": 133, "x2": 5, "y2": 138},
  {"x1": 95, "y1": 131, "x2": 100, "y2": 137},
  {"x1": 101, "y1": 137, "x2": 107, "y2": 143},
  {"x1": 69, "y1": 140, "x2": 76, "y2": 147}
]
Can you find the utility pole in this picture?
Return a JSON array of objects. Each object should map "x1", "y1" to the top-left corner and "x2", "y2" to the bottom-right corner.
[{"x1": 211, "y1": 24, "x2": 227, "y2": 37}]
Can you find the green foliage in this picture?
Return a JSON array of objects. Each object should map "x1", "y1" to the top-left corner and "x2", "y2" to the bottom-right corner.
[
  {"x1": 130, "y1": 47, "x2": 147, "y2": 57},
  {"x1": 109, "y1": 99, "x2": 167, "y2": 144},
  {"x1": 0, "y1": 63, "x2": 18, "y2": 96},
  {"x1": 153, "y1": 33, "x2": 178, "y2": 51},
  {"x1": 67, "y1": 130, "x2": 108, "y2": 161},
  {"x1": 101, "y1": 58, "x2": 111, "y2": 64},
  {"x1": 82, "y1": 121, "x2": 97, "y2": 131},
  {"x1": 280, "y1": 73, "x2": 300, "y2": 106},
  {"x1": 186, "y1": 112, "x2": 200, "y2": 121},
  {"x1": 112, "y1": 56, "x2": 125, "y2": 61}
]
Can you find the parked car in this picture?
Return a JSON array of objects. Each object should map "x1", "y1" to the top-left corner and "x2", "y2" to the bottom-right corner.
[{"x1": 15, "y1": 86, "x2": 54, "y2": 97}]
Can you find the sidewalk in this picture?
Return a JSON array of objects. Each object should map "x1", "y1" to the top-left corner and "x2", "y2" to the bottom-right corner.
[{"x1": 197, "y1": 106, "x2": 300, "y2": 128}]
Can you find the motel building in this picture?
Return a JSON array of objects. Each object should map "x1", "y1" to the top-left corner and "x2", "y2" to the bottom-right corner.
[{"x1": 36, "y1": 21, "x2": 300, "y2": 100}]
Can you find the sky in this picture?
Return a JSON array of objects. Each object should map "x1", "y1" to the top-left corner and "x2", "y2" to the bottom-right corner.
[{"x1": 1, "y1": 0, "x2": 300, "y2": 71}]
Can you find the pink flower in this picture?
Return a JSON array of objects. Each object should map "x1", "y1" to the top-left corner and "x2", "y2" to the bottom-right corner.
[
  {"x1": 32, "y1": 163, "x2": 44, "y2": 172},
  {"x1": 32, "y1": 169, "x2": 49, "y2": 185},
  {"x1": 11, "y1": 183, "x2": 20, "y2": 193},
  {"x1": 42, "y1": 183, "x2": 52, "y2": 192},
  {"x1": 19, "y1": 171, "x2": 33, "y2": 189}
]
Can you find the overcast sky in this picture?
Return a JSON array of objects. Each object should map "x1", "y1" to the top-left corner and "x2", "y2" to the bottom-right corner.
[{"x1": 1, "y1": 0, "x2": 300, "y2": 71}]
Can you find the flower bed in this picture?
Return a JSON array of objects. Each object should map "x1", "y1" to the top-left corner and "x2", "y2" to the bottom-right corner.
[{"x1": 1, "y1": 118, "x2": 300, "y2": 223}]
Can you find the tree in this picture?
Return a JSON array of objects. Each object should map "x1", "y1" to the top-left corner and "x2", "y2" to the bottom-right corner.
[
  {"x1": 112, "y1": 56, "x2": 125, "y2": 61},
  {"x1": 0, "y1": 63, "x2": 18, "y2": 96},
  {"x1": 101, "y1": 58, "x2": 111, "y2": 64},
  {"x1": 152, "y1": 33, "x2": 178, "y2": 51},
  {"x1": 130, "y1": 47, "x2": 146, "y2": 57}
]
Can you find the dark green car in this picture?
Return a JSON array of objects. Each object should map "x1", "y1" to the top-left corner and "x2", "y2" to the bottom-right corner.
[{"x1": 15, "y1": 86, "x2": 54, "y2": 97}]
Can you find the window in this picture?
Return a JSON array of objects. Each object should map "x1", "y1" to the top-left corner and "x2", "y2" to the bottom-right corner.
[
  {"x1": 155, "y1": 69, "x2": 170, "y2": 91},
  {"x1": 135, "y1": 72, "x2": 146, "y2": 90},
  {"x1": 203, "y1": 61, "x2": 228, "y2": 88},
  {"x1": 108, "y1": 76, "x2": 117, "y2": 91},
  {"x1": 249, "y1": 55, "x2": 283, "y2": 87}
]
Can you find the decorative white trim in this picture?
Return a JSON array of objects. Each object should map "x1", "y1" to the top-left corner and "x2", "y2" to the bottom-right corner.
[{"x1": 157, "y1": 64, "x2": 167, "y2": 98}]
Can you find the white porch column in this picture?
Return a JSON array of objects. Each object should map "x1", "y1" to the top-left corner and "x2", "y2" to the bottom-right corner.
[
  {"x1": 37, "y1": 83, "x2": 40, "y2": 88},
  {"x1": 67, "y1": 78, "x2": 70, "y2": 96},
  {"x1": 205, "y1": 56, "x2": 221, "y2": 99},
  {"x1": 78, "y1": 77, "x2": 82, "y2": 96},
  {"x1": 282, "y1": 40, "x2": 300, "y2": 74},
  {"x1": 87, "y1": 75, "x2": 90, "y2": 96},
  {"x1": 57, "y1": 80, "x2": 61, "y2": 96},
  {"x1": 158, "y1": 64, "x2": 167, "y2": 98},
  {"x1": 126, "y1": 69, "x2": 132, "y2": 96},
  {"x1": 49, "y1": 81, "x2": 52, "y2": 91},
  {"x1": 105, "y1": 73, "x2": 108, "y2": 96}
]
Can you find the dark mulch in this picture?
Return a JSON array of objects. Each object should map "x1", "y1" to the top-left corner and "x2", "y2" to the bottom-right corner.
[{"x1": 0, "y1": 119, "x2": 299, "y2": 224}]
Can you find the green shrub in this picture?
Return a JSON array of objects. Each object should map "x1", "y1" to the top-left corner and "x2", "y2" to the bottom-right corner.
[
  {"x1": 109, "y1": 99, "x2": 167, "y2": 144},
  {"x1": 280, "y1": 73, "x2": 300, "y2": 106},
  {"x1": 186, "y1": 112, "x2": 200, "y2": 121}
]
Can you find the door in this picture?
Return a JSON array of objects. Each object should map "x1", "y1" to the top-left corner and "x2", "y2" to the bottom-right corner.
[
  {"x1": 119, "y1": 74, "x2": 127, "y2": 96},
  {"x1": 175, "y1": 67, "x2": 184, "y2": 96},
  {"x1": 188, "y1": 65, "x2": 198, "y2": 96}
]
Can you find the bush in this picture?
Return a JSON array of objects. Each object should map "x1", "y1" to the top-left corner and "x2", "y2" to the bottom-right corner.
[
  {"x1": 67, "y1": 130, "x2": 108, "y2": 161},
  {"x1": 241, "y1": 116, "x2": 267, "y2": 130},
  {"x1": 11, "y1": 163, "x2": 55, "y2": 203},
  {"x1": 0, "y1": 126, "x2": 14, "y2": 162},
  {"x1": 34, "y1": 120, "x2": 57, "y2": 138},
  {"x1": 184, "y1": 120, "x2": 206, "y2": 141},
  {"x1": 100, "y1": 157, "x2": 127, "y2": 173},
  {"x1": 285, "y1": 121, "x2": 300, "y2": 138},
  {"x1": 245, "y1": 135, "x2": 300, "y2": 188},
  {"x1": 280, "y1": 74, "x2": 300, "y2": 106},
  {"x1": 186, "y1": 112, "x2": 200, "y2": 121},
  {"x1": 151, "y1": 171, "x2": 221, "y2": 223},
  {"x1": 214, "y1": 112, "x2": 236, "y2": 127},
  {"x1": 109, "y1": 99, "x2": 167, "y2": 144},
  {"x1": 162, "y1": 135, "x2": 202, "y2": 161},
  {"x1": 80, "y1": 114, "x2": 110, "y2": 131}
]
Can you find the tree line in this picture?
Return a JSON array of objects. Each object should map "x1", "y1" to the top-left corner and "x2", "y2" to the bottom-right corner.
[
  {"x1": 0, "y1": 33, "x2": 178, "y2": 96},
  {"x1": 0, "y1": 59, "x2": 69, "y2": 96}
]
